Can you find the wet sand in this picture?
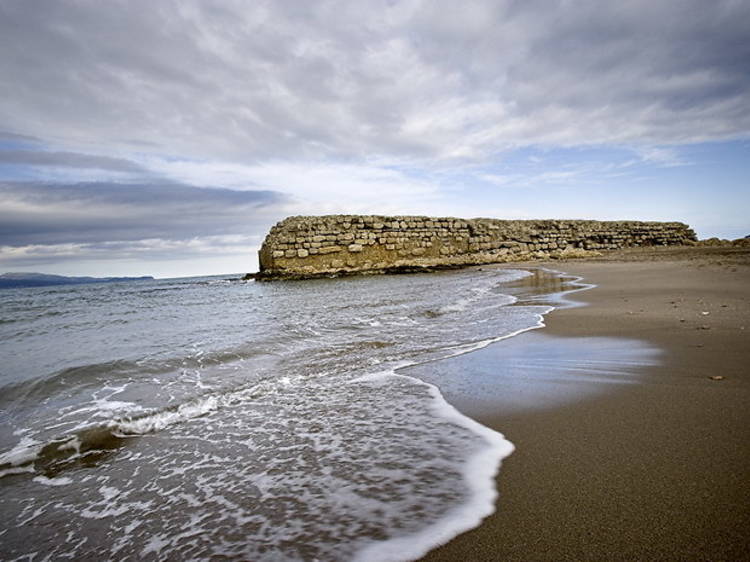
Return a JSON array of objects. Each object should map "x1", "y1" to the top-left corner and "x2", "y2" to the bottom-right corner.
[{"x1": 418, "y1": 246, "x2": 750, "y2": 561}]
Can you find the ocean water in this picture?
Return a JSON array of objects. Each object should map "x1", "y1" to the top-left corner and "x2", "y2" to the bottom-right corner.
[{"x1": 0, "y1": 267, "x2": 572, "y2": 561}]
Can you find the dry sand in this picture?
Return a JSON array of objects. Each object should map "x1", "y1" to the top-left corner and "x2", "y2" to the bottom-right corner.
[{"x1": 420, "y1": 246, "x2": 750, "y2": 561}]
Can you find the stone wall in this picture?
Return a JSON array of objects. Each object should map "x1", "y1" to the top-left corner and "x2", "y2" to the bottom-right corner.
[{"x1": 257, "y1": 215, "x2": 696, "y2": 279}]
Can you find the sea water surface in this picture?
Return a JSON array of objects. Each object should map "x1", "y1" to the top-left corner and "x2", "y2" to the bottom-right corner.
[{"x1": 0, "y1": 267, "x2": 575, "y2": 560}]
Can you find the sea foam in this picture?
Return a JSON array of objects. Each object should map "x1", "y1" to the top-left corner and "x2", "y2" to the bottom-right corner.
[{"x1": 0, "y1": 267, "x2": 578, "y2": 560}]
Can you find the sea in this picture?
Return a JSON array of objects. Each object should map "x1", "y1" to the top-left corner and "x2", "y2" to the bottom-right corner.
[{"x1": 0, "y1": 267, "x2": 579, "y2": 561}]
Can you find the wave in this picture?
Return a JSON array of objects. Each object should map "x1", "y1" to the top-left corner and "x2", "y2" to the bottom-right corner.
[
  {"x1": 0, "y1": 267, "x2": 591, "y2": 561},
  {"x1": 0, "y1": 376, "x2": 279, "y2": 478},
  {"x1": 0, "y1": 343, "x2": 276, "y2": 409},
  {"x1": 0, "y1": 425, "x2": 127, "y2": 478},
  {"x1": 0, "y1": 402, "x2": 215, "y2": 477}
]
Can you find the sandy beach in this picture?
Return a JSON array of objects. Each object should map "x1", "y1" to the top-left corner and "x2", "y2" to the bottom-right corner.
[{"x1": 417, "y1": 246, "x2": 750, "y2": 561}]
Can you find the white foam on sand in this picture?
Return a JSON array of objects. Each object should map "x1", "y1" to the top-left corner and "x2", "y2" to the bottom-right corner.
[
  {"x1": 438, "y1": 273, "x2": 524, "y2": 314},
  {"x1": 344, "y1": 275, "x2": 568, "y2": 561},
  {"x1": 350, "y1": 270, "x2": 587, "y2": 560},
  {"x1": 442, "y1": 308, "x2": 553, "y2": 359},
  {"x1": 353, "y1": 371, "x2": 514, "y2": 562}
]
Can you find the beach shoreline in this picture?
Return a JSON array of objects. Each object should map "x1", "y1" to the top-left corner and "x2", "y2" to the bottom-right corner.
[{"x1": 418, "y1": 246, "x2": 750, "y2": 561}]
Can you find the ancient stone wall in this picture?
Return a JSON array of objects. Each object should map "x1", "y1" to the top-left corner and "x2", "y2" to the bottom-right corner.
[{"x1": 257, "y1": 215, "x2": 696, "y2": 279}]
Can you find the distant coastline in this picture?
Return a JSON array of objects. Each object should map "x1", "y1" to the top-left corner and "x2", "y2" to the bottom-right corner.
[{"x1": 0, "y1": 272, "x2": 154, "y2": 289}]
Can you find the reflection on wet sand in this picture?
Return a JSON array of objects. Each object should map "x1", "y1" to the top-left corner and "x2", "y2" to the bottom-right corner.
[{"x1": 402, "y1": 332, "x2": 660, "y2": 417}]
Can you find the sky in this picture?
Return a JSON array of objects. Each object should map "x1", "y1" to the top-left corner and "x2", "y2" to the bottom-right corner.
[{"x1": 1, "y1": 0, "x2": 749, "y2": 278}]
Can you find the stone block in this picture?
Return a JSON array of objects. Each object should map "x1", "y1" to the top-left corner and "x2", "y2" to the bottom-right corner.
[{"x1": 319, "y1": 245, "x2": 342, "y2": 254}]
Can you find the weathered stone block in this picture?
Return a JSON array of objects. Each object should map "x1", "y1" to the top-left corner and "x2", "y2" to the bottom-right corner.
[{"x1": 319, "y1": 245, "x2": 342, "y2": 254}]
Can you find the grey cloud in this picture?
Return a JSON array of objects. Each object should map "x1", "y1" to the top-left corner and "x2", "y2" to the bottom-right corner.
[
  {"x1": 0, "y1": 238, "x2": 267, "y2": 277},
  {"x1": 0, "y1": 150, "x2": 146, "y2": 172},
  {"x1": 0, "y1": 237, "x2": 263, "y2": 269},
  {"x1": 0, "y1": 181, "x2": 286, "y2": 247},
  {"x1": 0, "y1": 131, "x2": 41, "y2": 143},
  {"x1": 0, "y1": 0, "x2": 748, "y2": 162}
]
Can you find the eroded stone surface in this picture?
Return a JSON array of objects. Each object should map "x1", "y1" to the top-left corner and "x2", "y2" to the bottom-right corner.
[{"x1": 257, "y1": 215, "x2": 696, "y2": 280}]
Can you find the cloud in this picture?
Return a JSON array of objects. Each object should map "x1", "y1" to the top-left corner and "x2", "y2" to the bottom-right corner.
[
  {"x1": 632, "y1": 146, "x2": 687, "y2": 167},
  {"x1": 0, "y1": 235, "x2": 261, "y2": 265},
  {"x1": 142, "y1": 157, "x2": 442, "y2": 214},
  {"x1": 0, "y1": 1, "x2": 747, "y2": 275},
  {"x1": 0, "y1": 234, "x2": 267, "y2": 277},
  {"x1": 0, "y1": 131, "x2": 41, "y2": 143},
  {"x1": 0, "y1": 0, "x2": 747, "y2": 164},
  {"x1": 0, "y1": 150, "x2": 146, "y2": 172},
  {"x1": 0, "y1": 181, "x2": 287, "y2": 247}
]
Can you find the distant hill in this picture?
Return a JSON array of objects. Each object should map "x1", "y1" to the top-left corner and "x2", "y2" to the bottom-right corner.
[{"x1": 0, "y1": 272, "x2": 154, "y2": 289}]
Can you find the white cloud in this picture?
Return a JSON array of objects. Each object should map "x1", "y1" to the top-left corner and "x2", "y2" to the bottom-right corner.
[
  {"x1": 0, "y1": 0, "x2": 747, "y2": 164},
  {"x1": 479, "y1": 163, "x2": 617, "y2": 189},
  {"x1": 0, "y1": 234, "x2": 263, "y2": 278},
  {"x1": 142, "y1": 157, "x2": 442, "y2": 215},
  {"x1": 633, "y1": 146, "x2": 688, "y2": 167}
]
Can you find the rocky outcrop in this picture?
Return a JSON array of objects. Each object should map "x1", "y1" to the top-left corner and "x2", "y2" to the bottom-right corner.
[
  {"x1": 257, "y1": 215, "x2": 697, "y2": 280},
  {"x1": 697, "y1": 237, "x2": 750, "y2": 247}
]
